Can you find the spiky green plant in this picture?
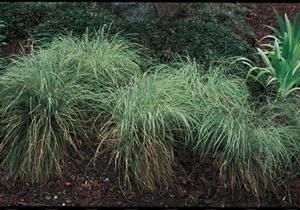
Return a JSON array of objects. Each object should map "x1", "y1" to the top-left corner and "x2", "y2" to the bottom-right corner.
[
  {"x1": 267, "y1": 9, "x2": 300, "y2": 42},
  {"x1": 235, "y1": 10, "x2": 300, "y2": 98}
]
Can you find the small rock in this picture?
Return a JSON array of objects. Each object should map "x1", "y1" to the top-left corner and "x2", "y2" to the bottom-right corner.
[
  {"x1": 104, "y1": 178, "x2": 109, "y2": 182},
  {"x1": 45, "y1": 196, "x2": 51, "y2": 200},
  {"x1": 54, "y1": 195, "x2": 58, "y2": 200},
  {"x1": 62, "y1": 203, "x2": 65, "y2": 206},
  {"x1": 109, "y1": 3, "x2": 156, "y2": 21},
  {"x1": 65, "y1": 182, "x2": 72, "y2": 187}
]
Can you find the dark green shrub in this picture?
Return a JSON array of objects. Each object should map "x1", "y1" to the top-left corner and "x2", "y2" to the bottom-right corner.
[
  {"x1": 0, "y1": 2, "x2": 118, "y2": 39},
  {"x1": 0, "y1": 2, "x2": 255, "y2": 65},
  {"x1": 129, "y1": 19, "x2": 253, "y2": 63},
  {"x1": 29, "y1": 3, "x2": 119, "y2": 42},
  {"x1": 0, "y1": 2, "x2": 51, "y2": 38}
]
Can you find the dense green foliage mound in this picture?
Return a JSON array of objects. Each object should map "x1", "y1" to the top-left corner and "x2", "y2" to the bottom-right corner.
[
  {"x1": 0, "y1": 2, "x2": 255, "y2": 63},
  {"x1": 0, "y1": 31, "x2": 144, "y2": 182}
]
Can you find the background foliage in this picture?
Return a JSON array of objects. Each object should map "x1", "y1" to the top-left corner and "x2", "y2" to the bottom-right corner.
[{"x1": 0, "y1": 2, "x2": 255, "y2": 63}]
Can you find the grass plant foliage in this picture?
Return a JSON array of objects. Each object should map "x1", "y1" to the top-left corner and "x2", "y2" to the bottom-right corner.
[
  {"x1": 0, "y1": 30, "x2": 144, "y2": 182},
  {"x1": 0, "y1": 49, "x2": 95, "y2": 182},
  {"x1": 171, "y1": 60, "x2": 297, "y2": 196},
  {"x1": 94, "y1": 58, "x2": 299, "y2": 196},
  {"x1": 95, "y1": 68, "x2": 197, "y2": 190},
  {"x1": 43, "y1": 29, "x2": 144, "y2": 93}
]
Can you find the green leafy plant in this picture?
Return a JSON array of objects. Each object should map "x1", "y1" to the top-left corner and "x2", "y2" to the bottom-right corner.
[
  {"x1": 0, "y1": 2, "x2": 50, "y2": 38},
  {"x1": 235, "y1": 10, "x2": 300, "y2": 98},
  {"x1": 0, "y1": 2, "x2": 118, "y2": 39},
  {"x1": 0, "y1": 2, "x2": 255, "y2": 65},
  {"x1": 266, "y1": 9, "x2": 300, "y2": 42},
  {"x1": 28, "y1": 3, "x2": 119, "y2": 43}
]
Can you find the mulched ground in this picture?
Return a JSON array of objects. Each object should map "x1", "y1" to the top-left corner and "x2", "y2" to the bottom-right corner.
[
  {"x1": 241, "y1": 3, "x2": 300, "y2": 41},
  {"x1": 1, "y1": 3, "x2": 300, "y2": 208},
  {"x1": 0, "y1": 38, "x2": 32, "y2": 57},
  {"x1": 1, "y1": 145, "x2": 299, "y2": 207}
]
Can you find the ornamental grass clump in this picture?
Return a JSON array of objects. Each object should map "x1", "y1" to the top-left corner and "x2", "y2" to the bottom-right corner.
[
  {"x1": 95, "y1": 70, "x2": 197, "y2": 191},
  {"x1": 169, "y1": 59, "x2": 298, "y2": 196},
  {"x1": 0, "y1": 29, "x2": 145, "y2": 183},
  {"x1": 94, "y1": 57, "x2": 298, "y2": 195},
  {"x1": 45, "y1": 29, "x2": 144, "y2": 93},
  {"x1": 0, "y1": 49, "x2": 98, "y2": 182},
  {"x1": 258, "y1": 94, "x2": 300, "y2": 165}
]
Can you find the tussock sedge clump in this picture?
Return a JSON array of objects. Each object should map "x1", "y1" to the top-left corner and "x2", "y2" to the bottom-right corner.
[
  {"x1": 95, "y1": 70, "x2": 197, "y2": 190},
  {"x1": 266, "y1": 94, "x2": 300, "y2": 127},
  {"x1": 101, "y1": 58, "x2": 298, "y2": 195},
  {"x1": 0, "y1": 50, "x2": 97, "y2": 182},
  {"x1": 258, "y1": 95, "x2": 300, "y2": 165},
  {"x1": 176, "y1": 60, "x2": 298, "y2": 196},
  {"x1": 0, "y1": 30, "x2": 145, "y2": 182},
  {"x1": 44, "y1": 29, "x2": 144, "y2": 93},
  {"x1": 95, "y1": 57, "x2": 298, "y2": 195}
]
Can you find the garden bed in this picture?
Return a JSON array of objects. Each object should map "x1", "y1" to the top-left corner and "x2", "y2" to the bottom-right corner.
[{"x1": 0, "y1": 3, "x2": 300, "y2": 208}]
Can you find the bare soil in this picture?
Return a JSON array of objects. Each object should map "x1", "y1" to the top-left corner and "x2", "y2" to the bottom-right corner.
[{"x1": 1, "y1": 145, "x2": 299, "y2": 207}]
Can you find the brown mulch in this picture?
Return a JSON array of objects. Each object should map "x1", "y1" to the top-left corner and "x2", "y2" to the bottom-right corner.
[
  {"x1": 0, "y1": 38, "x2": 32, "y2": 57},
  {"x1": 0, "y1": 145, "x2": 299, "y2": 207},
  {"x1": 241, "y1": 3, "x2": 300, "y2": 41},
  {"x1": 1, "y1": 3, "x2": 300, "y2": 208}
]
